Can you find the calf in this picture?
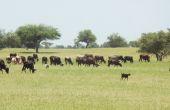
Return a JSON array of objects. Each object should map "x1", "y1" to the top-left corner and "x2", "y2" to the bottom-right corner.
[
  {"x1": 0, "y1": 59, "x2": 9, "y2": 74},
  {"x1": 22, "y1": 61, "x2": 36, "y2": 73},
  {"x1": 121, "y1": 73, "x2": 131, "y2": 80}
]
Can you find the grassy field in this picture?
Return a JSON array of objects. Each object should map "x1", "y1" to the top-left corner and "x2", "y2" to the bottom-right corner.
[{"x1": 0, "y1": 48, "x2": 170, "y2": 110}]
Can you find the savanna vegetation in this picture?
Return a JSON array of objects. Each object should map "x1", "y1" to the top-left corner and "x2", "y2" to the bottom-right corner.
[{"x1": 0, "y1": 48, "x2": 170, "y2": 110}]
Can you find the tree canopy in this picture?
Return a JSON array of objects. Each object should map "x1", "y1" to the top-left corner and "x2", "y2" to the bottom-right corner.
[
  {"x1": 76, "y1": 29, "x2": 96, "y2": 48},
  {"x1": 103, "y1": 33, "x2": 128, "y2": 48},
  {"x1": 16, "y1": 24, "x2": 61, "y2": 53},
  {"x1": 138, "y1": 30, "x2": 170, "y2": 61}
]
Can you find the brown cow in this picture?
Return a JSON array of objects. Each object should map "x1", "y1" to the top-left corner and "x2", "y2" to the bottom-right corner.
[
  {"x1": 84, "y1": 57, "x2": 99, "y2": 67},
  {"x1": 49, "y1": 56, "x2": 63, "y2": 66},
  {"x1": 139, "y1": 55, "x2": 150, "y2": 62}
]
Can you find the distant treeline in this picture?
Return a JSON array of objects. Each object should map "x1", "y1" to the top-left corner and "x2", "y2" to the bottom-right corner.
[{"x1": 0, "y1": 24, "x2": 170, "y2": 61}]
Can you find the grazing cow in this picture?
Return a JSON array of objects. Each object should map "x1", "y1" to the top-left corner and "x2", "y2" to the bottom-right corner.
[
  {"x1": 121, "y1": 73, "x2": 131, "y2": 80},
  {"x1": 108, "y1": 59, "x2": 122, "y2": 67},
  {"x1": 0, "y1": 59, "x2": 9, "y2": 74},
  {"x1": 22, "y1": 61, "x2": 36, "y2": 73},
  {"x1": 49, "y1": 56, "x2": 63, "y2": 66},
  {"x1": 108, "y1": 55, "x2": 124, "y2": 62},
  {"x1": 124, "y1": 56, "x2": 133, "y2": 63},
  {"x1": 139, "y1": 55, "x2": 150, "y2": 62},
  {"x1": 94, "y1": 55, "x2": 106, "y2": 64},
  {"x1": 33, "y1": 53, "x2": 39, "y2": 62},
  {"x1": 65, "y1": 57, "x2": 73, "y2": 65},
  {"x1": 76, "y1": 56, "x2": 85, "y2": 66},
  {"x1": 42, "y1": 56, "x2": 48, "y2": 64},
  {"x1": 85, "y1": 57, "x2": 99, "y2": 67}
]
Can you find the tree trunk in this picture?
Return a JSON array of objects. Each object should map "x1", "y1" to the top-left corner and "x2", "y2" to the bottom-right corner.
[
  {"x1": 86, "y1": 42, "x2": 89, "y2": 48},
  {"x1": 156, "y1": 54, "x2": 159, "y2": 61},
  {"x1": 35, "y1": 42, "x2": 39, "y2": 53},
  {"x1": 155, "y1": 53, "x2": 163, "y2": 61},
  {"x1": 35, "y1": 46, "x2": 38, "y2": 53}
]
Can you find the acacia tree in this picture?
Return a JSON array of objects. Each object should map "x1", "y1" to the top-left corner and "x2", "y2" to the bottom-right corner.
[
  {"x1": 76, "y1": 29, "x2": 96, "y2": 48},
  {"x1": 0, "y1": 29, "x2": 6, "y2": 48},
  {"x1": 138, "y1": 30, "x2": 170, "y2": 61},
  {"x1": 4, "y1": 32, "x2": 21, "y2": 48},
  {"x1": 103, "y1": 33, "x2": 128, "y2": 47},
  {"x1": 16, "y1": 24, "x2": 61, "y2": 53}
]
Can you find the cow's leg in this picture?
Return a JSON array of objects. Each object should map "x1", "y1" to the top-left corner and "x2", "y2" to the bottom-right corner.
[{"x1": 22, "y1": 66, "x2": 26, "y2": 73}]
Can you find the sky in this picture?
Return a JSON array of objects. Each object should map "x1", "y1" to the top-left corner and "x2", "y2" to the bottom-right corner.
[{"x1": 0, "y1": 0, "x2": 170, "y2": 46}]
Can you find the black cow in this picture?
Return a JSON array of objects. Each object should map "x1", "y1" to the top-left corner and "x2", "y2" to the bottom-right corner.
[
  {"x1": 0, "y1": 59, "x2": 9, "y2": 73},
  {"x1": 42, "y1": 56, "x2": 48, "y2": 64},
  {"x1": 65, "y1": 57, "x2": 73, "y2": 65},
  {"x1": 124, "y1": 56, "x2": 133, "y2": 63},
  {"x1": 22, "y1": 61, "x2": 36, "y2": 73},
  {"x1": 95, "y1": 55, "x2": 106, "y2": 64},
  {"x1": 121, "y1": 73, "x2": 131, "y2": 80},
  {"x1": 50, "y1": 56, "x2": 63, "y2": 66},
  {"x1": 139, "y1": 55, "x2": 150, "y2": 62},
  {"x1": 108, "y1": 55, "x2": 124, "y2": 62},
  {"x1": 108, "y1": 59, "x2": 122, "y2": 67}
]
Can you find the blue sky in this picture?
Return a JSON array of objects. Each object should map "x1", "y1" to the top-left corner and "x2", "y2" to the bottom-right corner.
[{"x1": 0, "y1": 0, "x2": 170, "y2": 46}]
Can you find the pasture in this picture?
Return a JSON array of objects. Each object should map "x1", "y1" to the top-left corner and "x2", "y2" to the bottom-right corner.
[{"x1": 0, "y1": 48, "x2": 170, "y2": 110}]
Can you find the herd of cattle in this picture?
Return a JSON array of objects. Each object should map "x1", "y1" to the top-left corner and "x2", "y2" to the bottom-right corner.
[{"x1": 0, "y1": 53, "x2": 151, "y2": 74}]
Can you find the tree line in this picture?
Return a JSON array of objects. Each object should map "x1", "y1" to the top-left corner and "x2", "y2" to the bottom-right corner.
[{"x1": 0, "y1": 24, "x2": 170, "y2": 61}]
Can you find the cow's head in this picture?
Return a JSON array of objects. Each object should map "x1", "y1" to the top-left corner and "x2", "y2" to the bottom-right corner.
[
  {"x1": 60, "y1": 64, "x2": 64, "y2": 66},
  {"x1": 32, "y1": 69, "x2": 36, "y2": 73}
]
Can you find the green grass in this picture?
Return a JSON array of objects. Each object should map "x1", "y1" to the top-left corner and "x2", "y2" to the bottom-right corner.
[{"x1": 0, "y1": 48, "x2": 170, "y2": 110}]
